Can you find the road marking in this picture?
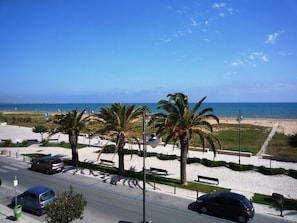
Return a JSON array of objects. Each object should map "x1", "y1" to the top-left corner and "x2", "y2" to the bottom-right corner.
[
  {"x1": 10, "y1": 163, "x2": 29, "y2": 168},
  {"x1": 0, "y1": 169, "x2": 9, "y2": 173},
  {"x1": 2, "y1": 165, "x2": 18, "y2": 171}
]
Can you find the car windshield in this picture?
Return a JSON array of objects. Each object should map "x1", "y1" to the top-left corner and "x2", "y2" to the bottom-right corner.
[
  {"x1": 242, "y1": 197, "x2": 253, "y2": 208},
  {"x1": 52, "y1": 159, "x2": 62, "y2": 164},
  {"x1": 40, "y1": 190, "x2": 55, "y2": 201}
]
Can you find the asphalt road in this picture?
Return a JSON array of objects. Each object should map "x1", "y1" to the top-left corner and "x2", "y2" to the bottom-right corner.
[{"x1": 0, "y1": 156, "x2": 295, "y2": 223}]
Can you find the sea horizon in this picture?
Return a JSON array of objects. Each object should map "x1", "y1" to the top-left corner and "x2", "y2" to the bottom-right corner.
[{"x1": 0, "y1": 102, "x2": 297, "y2": 119}]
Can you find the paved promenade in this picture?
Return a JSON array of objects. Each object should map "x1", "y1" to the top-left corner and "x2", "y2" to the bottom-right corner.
[{"x1": 0, "y1": 124, "x2": 297, "y2": 222}]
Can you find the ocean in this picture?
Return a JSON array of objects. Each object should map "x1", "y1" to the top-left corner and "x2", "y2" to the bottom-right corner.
[{"x1": 0, "y1": 103, "x2": 296, "y2": 119}]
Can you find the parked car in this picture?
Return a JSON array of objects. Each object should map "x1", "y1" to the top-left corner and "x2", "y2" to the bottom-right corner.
[
  {"x1": 196, "y1": 191, "x2": 255, "y2": 223},
  {"x1": 31, "y1": 155, "x2": 64, "y2": 174},
  {"x1": 11, "y1": 186, "x2": 56, "y2": 216}
]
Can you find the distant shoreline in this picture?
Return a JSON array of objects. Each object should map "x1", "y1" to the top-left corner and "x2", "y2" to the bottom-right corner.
[
  {"x1": 1, "y1": 110, "x2": 296, "y2": 135},
  {"x1": 1, "y1": 110, "x2": 297, "y2": 120},
  {"x1": 1, "y1": 102, "x2": 297, "y2": 119}
]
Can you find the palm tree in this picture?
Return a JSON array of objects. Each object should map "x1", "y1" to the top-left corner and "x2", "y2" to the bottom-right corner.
[
  {"x1": 95, "y1": 103, "x2": 148, "y2": 174},
  {"x1": 151, "y1": 93, "x2": 221, "y2": 185},
  {"x1": 48, "y1": 108, "x2": 90, "y2": 167}
]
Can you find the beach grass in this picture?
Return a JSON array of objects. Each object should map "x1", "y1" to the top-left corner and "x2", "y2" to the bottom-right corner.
[
  {"x1": 267, "y1": 132, "x2": 297, "y2": 159},
  {"x1": 212, "y1": 123, "x2": 272, "y2": 155}
]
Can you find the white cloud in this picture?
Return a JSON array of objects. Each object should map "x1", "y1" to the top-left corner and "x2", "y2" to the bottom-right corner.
[
  {"x1": 265, "y1": 32, "x2": 280, "y2": 44},
  {"x1": 187, "y1": 28, "x2": 193, "y2": 34},
  {"x1": 190, "y1": 17, "x2": 199, "y2": 27},
  {"x1": 227, "y1": 8, "x2": 234, "y2": 14},
  {"x1": 249, "y1": 52, "x2": 269, "y2": 62},
  {"x1": 173, "y1": 31, "x2": 184, "y2": 38},
  {"x1": 176, "y1": 6, "x2": 190, "y2": 14},
  {"x1": 212, "y1": 2, "x2": 226, "y2": 8},
  {"x1": 229, "y1": 51, "x2": 269, "y2": 68},
  {"x1": 231, "y1": 59, "x2": 244, "y2": 67}
]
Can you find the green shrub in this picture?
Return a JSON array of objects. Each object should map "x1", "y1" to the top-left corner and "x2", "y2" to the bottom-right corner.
[
  {"x1": 201, "y1": 158, "x2": 226, "y2": 167},
  {"x1": 288, "y1": 169, "x2": 297, "y2": 179},
  {"x1": 123, "y1": 149, "x2": 138, "y2": 155},
  {"x1": 257, "y1": 166, "x2": 285, "y2": 175},
  {"x1": 228, "y1": 162, "x2": 254, "y2": 171},
  {"x1": 187, "y1": 157, "x2": 201, "y2": 164},
  {"x1": 138, "y1": 151, "x2": 157, "y2": 157},
  {"x1": 253, "y1": 193, "x2": 297, "y2": 211},
  {"x1": 157, "y1": 153, "x2": 178, "y2": 160},
  {"x1": 46, "y1": 186, "x2": 87, "y2": 223},
  {"x1": 1, "y1": 139, "x2": 12, "y2": 147},
  {"x1": 20, "y1": 140, "x2": 29, "y2": 147}
]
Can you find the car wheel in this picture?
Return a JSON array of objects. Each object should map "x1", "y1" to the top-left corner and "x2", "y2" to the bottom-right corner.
[
  {"x1": 238, "y1": 215, "x2": 247, "y2": 223},
  {"x1": 45, "y1": 169, "x2": 51, "y2": 175},
  {"x1": 200, "y1": 206, "x2": 208, "y2": 214},
  {"x1": 35, "y1": 209, "x2": 42, "y2": 216}
]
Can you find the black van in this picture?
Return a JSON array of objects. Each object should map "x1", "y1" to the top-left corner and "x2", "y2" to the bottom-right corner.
[{"x1": 31, "y1": 155, "x2": 64, "y2": 174}]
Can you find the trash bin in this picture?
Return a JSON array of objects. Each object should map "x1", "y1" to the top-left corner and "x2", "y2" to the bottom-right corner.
[
  {"x1": 272, "y1": 193, "x2": 284, "y2": 217},
  {"x1": 13, "y1": 204, "x2": 22, "y2": 219}
]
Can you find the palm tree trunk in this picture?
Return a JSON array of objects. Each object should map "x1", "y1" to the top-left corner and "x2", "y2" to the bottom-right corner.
[
  {"x1": 118, "y1": 148, "x2": 124, "y2": 174},
  {"x1": 118, "y1": 134, "x2": 126, "y2": 174},
  {"x1": 69, "y1": 134, "x2": 79, "y2": 168},
  {"x1": 180, "y1": 138, "x2": 188, "y2": 185}
]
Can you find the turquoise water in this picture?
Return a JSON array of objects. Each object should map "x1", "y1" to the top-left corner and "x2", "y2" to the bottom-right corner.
[{"x1": 0, "y1": 102, "x2": 296, "y2": 119}]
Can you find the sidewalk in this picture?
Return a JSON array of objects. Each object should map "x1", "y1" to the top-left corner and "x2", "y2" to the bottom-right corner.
[
  {"x1": 1, "y1": 124, "x2": 297, "y2": 222},
  {"x1": 0, "y1": 185, "x2": 42, "y2": 223}
]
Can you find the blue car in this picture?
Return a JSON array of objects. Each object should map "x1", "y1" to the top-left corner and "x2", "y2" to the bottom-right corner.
[{"x1": 11, "y1": 186, "x2": 56, "y2": 216}]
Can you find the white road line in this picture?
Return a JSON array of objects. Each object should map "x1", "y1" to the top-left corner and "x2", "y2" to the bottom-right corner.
[
  {"x1": 2, "y1": 165, "x2": 18, "y2": 171},
  {"x1": 0, "y1": 169, "x2": 9, "y2": 173},
  {"x1": 10, "y1": 163, "x2": 29, "y2": 168}
]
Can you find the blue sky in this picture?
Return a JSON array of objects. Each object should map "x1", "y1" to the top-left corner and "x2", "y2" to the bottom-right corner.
[{"x1": 0, "y1": 0, "x2": 296, "y2": 103}]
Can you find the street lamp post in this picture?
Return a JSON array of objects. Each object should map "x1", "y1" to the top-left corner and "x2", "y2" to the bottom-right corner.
[
  {"x1": 142, "y1": 113, "x2": 158, "y2": 223},
  {"x1": 142, "y1": 113, "x2": 147, "y2": 223},
  {"x1": 237, "y1": 110, "x2": 243, "y2": 165}
]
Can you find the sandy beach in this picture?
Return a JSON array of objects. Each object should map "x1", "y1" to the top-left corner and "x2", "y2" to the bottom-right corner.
[{"x1": 218, "y1": 117, "x2": 297, "y2": 135}]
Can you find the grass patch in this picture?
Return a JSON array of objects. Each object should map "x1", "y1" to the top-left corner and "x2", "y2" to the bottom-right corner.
[
  {"x1": 267, "y1": 132, "x2": 297, "y2": 162},
  {"x1": 213, "y1": 123, "x2": 272, "y2": 155},
  {"x1": 40, "y1": 142, "x2": 86, "y2": 149},
  {"x1": 0, "y1": 139, "x2": 29, "y2": 147},
  {"x1": 253, "y1": 193, "x2": 297, "y2": 211}
]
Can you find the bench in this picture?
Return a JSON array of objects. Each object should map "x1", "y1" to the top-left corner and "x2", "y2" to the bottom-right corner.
[
  {"x1": 150, "y1": 167, "x2": 168, "y2": 175},
  {"x1": 27, "y1": 139, "x2": 39, "y2": 144},
  {"x1": 48, "y1": 138, "x2": 59, "y2": 143},
  {"x1": 100, "y1": 159, "x2": 115, "y2": 167},
  {"x1": 197, "y1": 175, "x2": 219, "y2": 185}
]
